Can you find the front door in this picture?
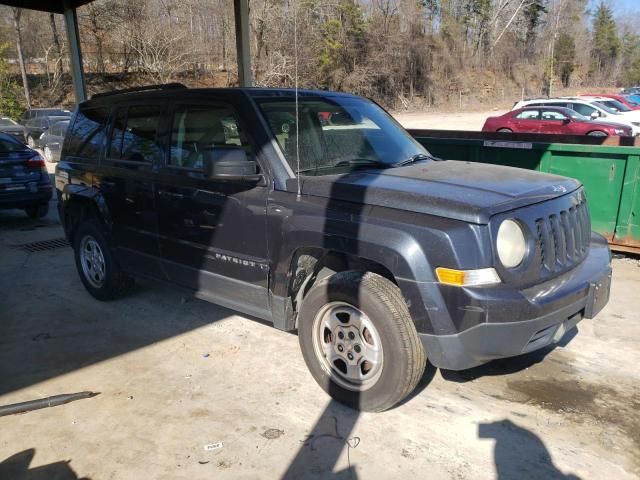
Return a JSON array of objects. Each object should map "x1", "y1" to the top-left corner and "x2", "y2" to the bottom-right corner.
[
  {"x1": 539, "y1": 109, "x2": 571, "y2": 134},
  {"x1": 155, "y1": 102, "x2": 271, "y2": 319}
]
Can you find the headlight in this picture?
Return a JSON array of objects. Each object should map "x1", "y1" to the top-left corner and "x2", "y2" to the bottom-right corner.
[
  {"x1": 632, "y1": 122, "x2": 640, "y2": 127},
  {"x1": 614, "y1": 128, "x2": 625, "y2": 135},
  {"x1": 496, "y1": 219, "x2": 526, "y2": 268}
]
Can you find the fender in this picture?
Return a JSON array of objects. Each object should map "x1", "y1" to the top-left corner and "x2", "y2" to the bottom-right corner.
[
  {"x1": 270, "y1": 211, "x2": 479, "y2": 334},
  {"x1": 60, "y1": 184, "x2": 113, "y2": 234}
]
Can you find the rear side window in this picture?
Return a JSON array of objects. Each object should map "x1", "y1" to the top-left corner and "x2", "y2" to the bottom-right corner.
[
  {"x1": 62, "y1": 106, "x2": 110, "y2": 160},
  {"x1": 108, "y1": 105, "x2": 163, "y2": 163}
]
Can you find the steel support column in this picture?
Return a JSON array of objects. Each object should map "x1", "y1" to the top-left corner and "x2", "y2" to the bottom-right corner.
[
  {"x1": 233, "y1": 0, "x2": 252, "y2": 87},
  {"x1": 62, "y1": 0, "x2": 86, "y2": 102}
]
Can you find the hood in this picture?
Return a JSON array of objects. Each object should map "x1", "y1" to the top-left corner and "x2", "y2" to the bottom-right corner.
[
  {"x1": 0, "y1": 126, "x2": 24, "y2": 134},
  {"x1": 299, "y1": 160, "x2": 581, "y2": 224}
]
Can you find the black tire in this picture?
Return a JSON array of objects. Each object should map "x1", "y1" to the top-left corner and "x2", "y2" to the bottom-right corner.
[
  {"x1": 587, "y1": 130, "x2": 607, "y2": 137},
  {"x1": 497, "y1": 128, "x2": 512, "y2": 133},
  {"x1": 298, "y1": 271, "x2": 426, "y2": 412},
  {"x1": 73, "y1": 219, "x2": 134, "y2": 301},
  {"x1": 25, "y1": 203, "x2": 48, "y2": 219}
]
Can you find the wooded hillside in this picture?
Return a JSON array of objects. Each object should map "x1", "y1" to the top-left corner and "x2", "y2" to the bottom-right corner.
[{"x1": 0, "y1": 0, "x2": 638, "y2": 114}]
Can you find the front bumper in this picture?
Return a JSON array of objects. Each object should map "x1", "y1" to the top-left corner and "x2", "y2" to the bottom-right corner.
[{"x1": 420, "y1": 235, "x2": 612, "y2": 370}]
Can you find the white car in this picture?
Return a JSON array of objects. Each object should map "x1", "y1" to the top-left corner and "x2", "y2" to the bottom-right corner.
[
  {"x1": 513, "y1": 97, "x2": 640, "y2": 135},
  {"x1": 579, "y1": 96, "x2": 640, "y2": 122}
]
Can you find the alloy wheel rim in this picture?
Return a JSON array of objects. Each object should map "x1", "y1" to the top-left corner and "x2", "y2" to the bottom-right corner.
[
  {"x1": 80, "y1": 235, "x2": 106, "y2": 288},
  {"x1": 312, "y1": 301, "x2": 384, "y2": 391}
]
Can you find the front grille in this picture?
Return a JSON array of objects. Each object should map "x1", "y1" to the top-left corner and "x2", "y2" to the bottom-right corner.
[{"x1": 535, "y1": 198, "x2": 590, "y2": 274}]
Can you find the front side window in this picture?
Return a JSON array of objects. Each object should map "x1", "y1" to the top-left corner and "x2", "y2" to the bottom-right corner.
[
  {"x1": 516, "y1": 110, "x2": 539, "y2": 120},
  {"x1": 541, "y1": 110, "x2": 568, "y2": 121},
  {"x1": 169, "y1": 105, "x2": 251, "y2": 170},
  {"x1": 256, "y1": 96, "x2": 428, "y2": 176},
  {"x1": 108, "y1": 105, "x2": 163, "y2": 162}
]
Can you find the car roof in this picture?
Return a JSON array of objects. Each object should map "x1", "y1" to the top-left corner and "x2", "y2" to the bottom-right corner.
[{"x1": 83, "y1": 86, "x2": 360, "y2": 107}]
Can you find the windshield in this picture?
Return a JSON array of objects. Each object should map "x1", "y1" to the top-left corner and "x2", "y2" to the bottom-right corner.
[
  {"x1": 48, "y1": 115, "x2": 71, "y2": 124},
  {"x1": 566, "y1": 110, "x2": 590, "y2": 121},
  {"x1": 256, "y1": 95, "x2": 428, "y2": 176},
  {"x1": 38, "y1": 109, "x2": 70, "y2": 117},
  {"x1": 624, "y1": 96, "x2": 639, "y2": 106},
  {"x1": 602, "y1": 99, "x2": 631, "y2": 112},
  {"x1": 0, "y1": 118, "x2": 17, "y2": 127},
  {"x1": 592, "y1": 101, "x2": 619, "y2": 115}
]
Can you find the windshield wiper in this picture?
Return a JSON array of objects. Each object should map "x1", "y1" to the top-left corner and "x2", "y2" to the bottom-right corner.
[
  {"x1": 332, "y1": 158, "x2": 392, "y2": 169},
  {"x1": 392, "y1": 153, "x2": 436, "y2": 167}
]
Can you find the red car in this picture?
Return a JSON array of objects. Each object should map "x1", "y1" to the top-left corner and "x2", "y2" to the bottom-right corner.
[
  {"x1": 581, "y1": 93, "x2": 640, "y2": 110},
  {"x1": 482, "y1": 107, "x2": 632, "y2": 136}
]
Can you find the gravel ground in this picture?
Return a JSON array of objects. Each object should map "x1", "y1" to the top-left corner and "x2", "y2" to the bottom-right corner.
[
  {"x1": 392, "y1": 110, "x2": 508, "y2": 131},
  {"x1": 0, "y1": 163, "x2": 638, "y2": 480}
]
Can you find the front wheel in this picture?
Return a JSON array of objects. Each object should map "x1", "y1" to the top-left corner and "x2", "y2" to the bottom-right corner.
[
  {"x1": 298, "y1": 271, "x2": 426, "y2": 412},
  {"x1": 73, "y1": 220, "x2": 134, "y2": 300},
  {"x1": 497, "y1": 128, "x2": 512, "y2": 133},
  {"x1": 587, "y1": 130, "x2": 607, "y2": 137}
]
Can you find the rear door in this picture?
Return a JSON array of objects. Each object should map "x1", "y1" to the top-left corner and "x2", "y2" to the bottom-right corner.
[
  {"x1": 97, "y1": 103, "x2": 165, "y2": 277},
  {"x1": 155, "y1": 100, "x2": 271, "y2": 318}
]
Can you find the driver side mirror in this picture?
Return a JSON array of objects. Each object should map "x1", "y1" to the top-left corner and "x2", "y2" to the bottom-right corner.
[
  {"x1": 591, "y1": 111, "x2": 601, "y2": 119},
  {"x1": 203, "y1": 147, "x2": 263, "y2": 182},
  {"x1": 562, "y1": 118, "x2": 571, "y2": 125}
]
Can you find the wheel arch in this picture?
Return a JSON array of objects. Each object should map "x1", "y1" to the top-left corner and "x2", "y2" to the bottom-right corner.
[{"x1": 60, "y1": 185, "x2": 112, "y2": 243}]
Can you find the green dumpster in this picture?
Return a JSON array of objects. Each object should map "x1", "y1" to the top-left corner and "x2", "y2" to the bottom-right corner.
[{"x1": 408, "y1": 130, "x2": 640, "y2": 253}]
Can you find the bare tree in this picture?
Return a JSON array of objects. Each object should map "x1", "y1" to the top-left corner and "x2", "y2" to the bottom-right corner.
[
  {"x1": 49, "y1": 13, "x2": 64, "y2": 75},
  {"x1": 129, "y1": 23, "x2": 190, "y2": 83},
  {"x1": 11, "y1": 7, "x2": 30, "y2": 108}
]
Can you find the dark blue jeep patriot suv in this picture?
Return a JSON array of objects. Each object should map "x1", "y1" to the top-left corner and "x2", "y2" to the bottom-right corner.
[{"x1": 55, "y1": 84, "x2": 612, "y2": 411}]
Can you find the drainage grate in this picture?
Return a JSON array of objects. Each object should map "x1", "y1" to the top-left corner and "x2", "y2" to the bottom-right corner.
[{"x1": 13, "y1": 237, "x2": 69, "y2": 253}]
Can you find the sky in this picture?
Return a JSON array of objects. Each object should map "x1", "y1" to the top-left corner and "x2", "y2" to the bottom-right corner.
[{"x1": 589, "y1": 0, "x2": 640, "y2": 12}]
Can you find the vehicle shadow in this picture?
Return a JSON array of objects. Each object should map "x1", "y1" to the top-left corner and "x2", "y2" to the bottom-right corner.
[
  {"x1": 281, "y1": 397, "x2": 360, "y2": 480},
  {"x1": 0, "y1": 449, "x2": 90, "y2": 480},
  {"x1": 440, "y1": 326, "x2": 578, "y2": 383},
  {"x1": 479, "y1": 420, "x2": 580, "y2": 479}
]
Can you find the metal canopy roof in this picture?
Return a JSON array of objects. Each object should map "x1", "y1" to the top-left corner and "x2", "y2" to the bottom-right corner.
[
  {"x1": 0, "y1": 0, "x2": 252, "y2": 102},
  {"x1": 0, "y1": 1, "x2": 94, "y2": 14}
]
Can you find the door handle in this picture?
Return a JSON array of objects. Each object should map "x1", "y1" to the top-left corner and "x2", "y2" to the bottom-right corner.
[{"x1": 158, "y1": 190, "x2": 184, "y2": 199}]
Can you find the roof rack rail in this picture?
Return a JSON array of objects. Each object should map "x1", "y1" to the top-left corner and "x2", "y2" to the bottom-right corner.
[{"x1": 91, "y1": 83, "x2": 187, "y2": 99}]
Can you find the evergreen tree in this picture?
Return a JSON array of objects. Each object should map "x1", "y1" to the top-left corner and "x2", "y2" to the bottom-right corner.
[
  {"x1": 554, "y1": 33, "x2": 576, "y2": 87},
  {"x1": 591, "y1": 1, "x2": 620, "y2": 77},
  {"x1": 0, "y1": 43, "x2": 22, "y2": 120}
]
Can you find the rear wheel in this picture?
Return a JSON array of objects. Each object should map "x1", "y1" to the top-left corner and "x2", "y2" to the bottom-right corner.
[
  {"x1": 25, "y1": 203, "x2": 48, "y2": 219},
  {"x1": 497, "y1": 128, "x2": 512, "y2": 133},
  {"x1": 587, "y1": 130, "x2": 607, "y2": 137},
  {"x1": 298, "y1": 271, "x2": 426, "y2": 412},
  {"x1": 73, "y1": 219, "x2": 134, "y2": 300}
]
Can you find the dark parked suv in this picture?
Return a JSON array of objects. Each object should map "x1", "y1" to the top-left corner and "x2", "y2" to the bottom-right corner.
[{"x1": 55, "y1": 85, "x2": 612, "y2": 411}]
